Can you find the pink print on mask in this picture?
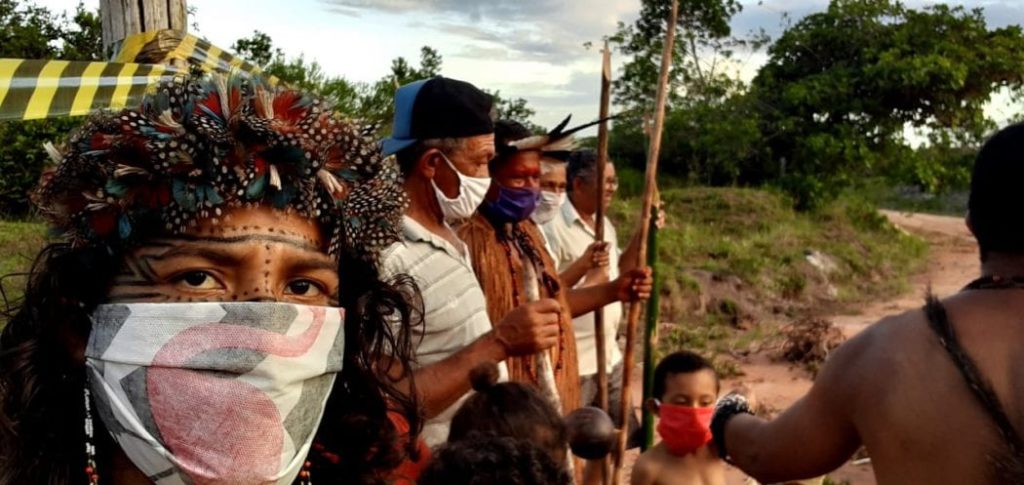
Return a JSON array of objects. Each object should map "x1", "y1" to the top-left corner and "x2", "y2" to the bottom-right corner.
[{"x1": 147, "y1": 307, "x2": 326, "y2": 484}]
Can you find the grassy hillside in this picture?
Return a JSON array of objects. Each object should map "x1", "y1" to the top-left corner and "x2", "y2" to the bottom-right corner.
[
  {"x1": 0, "y1": 220, "x2": 48, "y2": 315},
  {"x1": 0, "y1": 188, "x2": 928, "y2": 352},
  {"x1": 609, "y1": 187, "x2": 928, "y2": 375}
]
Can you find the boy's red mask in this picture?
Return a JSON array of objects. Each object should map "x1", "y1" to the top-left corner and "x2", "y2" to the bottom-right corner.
[{"x1": 656, "y1": 403, "x2": 714, "y2": 456}]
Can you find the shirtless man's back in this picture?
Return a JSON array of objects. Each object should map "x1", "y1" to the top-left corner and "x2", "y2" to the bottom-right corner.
[
  {"x1": 857, "y1": 290, "x2": 1024, "y2": 483},
  {"x1": 713, "y1": 123, "x2": 1024, "y2": 484},
  {"x1": 714, "y1": 282, "x2": 1024, "y2": 484}
]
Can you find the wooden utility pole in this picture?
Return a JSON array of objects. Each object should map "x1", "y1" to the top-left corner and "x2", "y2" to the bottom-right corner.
[{"x1": 100, "y1": 0, "x2": 188, "y2": 56}]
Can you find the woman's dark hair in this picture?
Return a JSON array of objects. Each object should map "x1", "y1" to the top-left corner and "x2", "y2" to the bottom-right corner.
[
  {"x1": 448, "y1": 363, "x2": 567, "y2": 461},
  {"x1": 418, "y1": 435, "x2": 571, "y2": 485},
  {"x1": 0, "y1": 236, "x2": 422, "y2": 484}
]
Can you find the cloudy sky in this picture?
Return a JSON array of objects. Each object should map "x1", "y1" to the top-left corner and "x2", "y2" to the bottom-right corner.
[{"x1": 30, "y1": 0, "x2": 1024, "y2": 132}]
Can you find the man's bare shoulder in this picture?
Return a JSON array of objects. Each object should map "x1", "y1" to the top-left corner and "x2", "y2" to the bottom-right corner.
[
  {"x1": 858, "y1": 307, "x2": 932, "y2": 353},
  {"x1": 815, "y1": 307, "x2": 933, "y2": 396}
]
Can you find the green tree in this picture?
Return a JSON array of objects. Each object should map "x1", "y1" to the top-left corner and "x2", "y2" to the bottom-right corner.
[
  {"x1": 609, "y1": 0, "x2": 762, "y2": 112},
  {"x1": 0, "y1": 0, "x2": 103, "y2": 216},
  {"x1": 487, "y1": 90, "x2": 544, "y2": 133},
  {"x1": 750, "y1": 0, "x2": 1024, "y2": 206},
  {"x1": 607, "y1": 0, "x2": 766, "y2": 184},
  {"x1": 0, "y1": 0, "x2": 62, "y2": 59},
  {"x1": 358, "y1": 46, "x2": 445, "y2": 129},
  {"x1": 232, "y1": 33, "x2": 542, "y2": 134},
  {"x1": 230, "y1": 30, "x2": 281, "y2": 68}
]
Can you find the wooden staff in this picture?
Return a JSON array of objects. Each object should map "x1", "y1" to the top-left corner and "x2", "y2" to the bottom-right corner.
[
  {"x1": 593, "y1": 40, "x2": 613, "y2": 485},
  {"x1": 521, "y1": 258, "x2": 574, "y2": 477},
  {"x1": 522, "y1": 260, "x2": 563, "y2": 413},
  {"x1": 641, "y1": 189, "x2": 662, "y2": 450},
  {"x1": 612, "y1": 1, "x2": 678, "y2": 482}
]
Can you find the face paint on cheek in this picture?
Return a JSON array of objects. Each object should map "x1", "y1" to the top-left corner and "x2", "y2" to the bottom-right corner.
[{"x1": 109, "y1": 244, "x2": 178, "y2": 303}]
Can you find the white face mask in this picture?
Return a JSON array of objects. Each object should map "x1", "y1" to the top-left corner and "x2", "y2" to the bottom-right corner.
[
  {"x1": 531, "y1": 190, "x2": 565, "y2": 225},
  {"x1": 86, "y1": 302, "x2": 345, "y2": 485},
  {"x1": 432, "y1": 153, "x2": 491, "y2": 225}
]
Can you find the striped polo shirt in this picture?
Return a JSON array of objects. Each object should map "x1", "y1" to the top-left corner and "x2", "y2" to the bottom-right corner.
[{"x1": 381, "y1": 215, "x2": 508, "y2": 447}]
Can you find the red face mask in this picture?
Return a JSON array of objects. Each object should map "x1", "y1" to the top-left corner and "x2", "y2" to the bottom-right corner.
[{"x1": 656, "y1": 403, "x2": 714, "y2": 456}]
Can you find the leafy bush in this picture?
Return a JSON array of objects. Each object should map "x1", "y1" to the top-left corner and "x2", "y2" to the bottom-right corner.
[{"x1": 0, "y1": 0, "x2": 101, "y2": 216}]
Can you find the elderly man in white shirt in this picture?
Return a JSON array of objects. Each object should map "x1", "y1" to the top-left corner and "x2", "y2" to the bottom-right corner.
[
  {"x1": 543, "y1": 149, "x2": 656, "y2": 450},
  {"x1": 380, "y1": 77, "x2": 564, "y2": 447}
]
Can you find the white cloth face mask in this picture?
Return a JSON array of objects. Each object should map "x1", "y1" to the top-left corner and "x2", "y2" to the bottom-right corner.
[
  {"x1": 86, "y1": 302, "x2": 345, "y2": 485},
  {"x1": 531, "y1": 190, "x2": 566, "y2": 225},
  {"x1": 432, "y1": 153, "x2": 491, "y2": 224}
]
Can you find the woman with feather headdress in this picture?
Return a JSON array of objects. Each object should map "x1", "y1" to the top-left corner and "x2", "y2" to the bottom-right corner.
[{"x1": 0, "y1": 73, "x2": 422, "y2": 485}]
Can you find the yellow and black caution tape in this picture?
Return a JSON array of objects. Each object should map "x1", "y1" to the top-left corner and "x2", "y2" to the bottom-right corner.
[
  {"x1": 113, "y1": 30, "x2": 279, "y2": 85},
  {"x1": 0, "y1": 30, "x2": 277, "y2": 122},
  {"x1": 0, "y1": 59, "x2": 181, "y2": 121}
]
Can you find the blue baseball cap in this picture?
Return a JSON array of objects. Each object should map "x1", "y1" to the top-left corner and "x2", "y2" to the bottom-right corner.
[{"x1": 381, "y1": 76, "x2": 495, "y2": 157}]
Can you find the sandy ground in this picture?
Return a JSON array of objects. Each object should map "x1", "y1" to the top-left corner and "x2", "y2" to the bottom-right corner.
[{"x1": 620, "y1": 210, "x2": 977, "y2": 485}]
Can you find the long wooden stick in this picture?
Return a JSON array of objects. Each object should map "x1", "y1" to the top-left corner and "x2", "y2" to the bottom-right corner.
[
  {"x1": 594, "y1": 41, "x2": 613, "y2": 485},
  {"x1": 521, "y1": 261, "x2": 574, "y2": 477},
  {"x1": 641, "y1": 192, "x2": 662, "y2": 451},
  {"x1": 612, "y1": 1, "x2": 678, "y2": 482}
]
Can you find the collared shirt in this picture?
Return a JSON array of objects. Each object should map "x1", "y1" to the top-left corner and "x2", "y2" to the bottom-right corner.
[
  {"x1": 542, "y1": 201, "x2": 624, "y2": 376},
  {"x1": 381, "y1": 215, "x2": 508, "y2": 448}
]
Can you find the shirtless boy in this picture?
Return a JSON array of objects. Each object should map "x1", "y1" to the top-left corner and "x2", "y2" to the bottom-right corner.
[{"x1": 632, "y1": 351, "x2": 724, "y2": 485}]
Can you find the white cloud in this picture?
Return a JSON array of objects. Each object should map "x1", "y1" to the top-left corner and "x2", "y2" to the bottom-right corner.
[{"x1": 25, "y1": 0, "x2": 1024, "y2": 130}]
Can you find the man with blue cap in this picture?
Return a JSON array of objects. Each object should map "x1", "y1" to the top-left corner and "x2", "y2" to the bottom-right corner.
[{"x1": 381, "y1": 77, "x2": 565, "y2": 447}]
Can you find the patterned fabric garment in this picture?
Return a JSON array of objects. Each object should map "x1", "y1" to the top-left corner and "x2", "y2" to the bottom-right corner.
[
  {"x1": 86, "y1": 302, "x2": 345, "y2": 485},
  {"x1": 456, "y1": 212, "x2": 581, "y2": 415}
]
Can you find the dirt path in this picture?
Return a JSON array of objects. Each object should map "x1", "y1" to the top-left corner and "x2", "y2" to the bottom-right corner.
[
  {"x1": 713, "y1": 210, "x2": 977, "y2": 484},
  {"x1": 618, "y1": 211, "x2": 975, "y2": 484}
]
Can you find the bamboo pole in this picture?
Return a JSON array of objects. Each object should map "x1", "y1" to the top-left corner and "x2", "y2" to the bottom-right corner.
[
  {"x1": 641, "y1": 193, "x2": 662, "y2": 451},
  {"x1": 593, "y1": 41, "x2": 613, "y2": 485},
  {"x1": 612, "y1": 1, "x2": 678, "y2": 482}
]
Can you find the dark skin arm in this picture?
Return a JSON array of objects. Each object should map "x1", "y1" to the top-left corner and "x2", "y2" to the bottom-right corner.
[
  {"x1": 559, "y1": 241, "x2": 610, "y2": 288},
  {"x1": 619, "y1": 229, "x2": 643, "y2": 275},
  {"x1": 392, "y1": 298, "x2": 563, "y2": 419},
  {"x1": 566, "y1": 267, "x2": 653, "y2": 318},
  {"x1": 722, "y1": 328, "x2": 870, "y2": 482},
  {"x1": 619, "y1": 201, "x2": 666, "y2": 275},
  {"x1": 397, "y1": 332, "x2": 506, "y2": 418}
]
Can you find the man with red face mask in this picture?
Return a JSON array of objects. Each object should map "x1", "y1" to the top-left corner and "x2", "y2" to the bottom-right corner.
[{"x1": 632, "y1": 351, "x2": 724, "y2": 485}]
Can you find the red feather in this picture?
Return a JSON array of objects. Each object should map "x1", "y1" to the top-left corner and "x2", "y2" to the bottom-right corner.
[
  {"x1": 137, "y1": 183, "x2": 173, "y2": 208},
  {"x1": 252, "y1": 155, "x2": 268, "y2": 175},
  {"x1": 273, "y1": 91, "x2": 308, "y2": 125},
  {"x1": 228, "y1": 86, "x2": 243, "y2": 117},
  {"x1": 198, "y1": 91, "x2": 222, "y2": 118},
  {"x1": 90, "y1": 210, "x2": 117, "y2": 236},
  {"x1": 90, "y1": 134, "x2": 114, "y2": 151}
]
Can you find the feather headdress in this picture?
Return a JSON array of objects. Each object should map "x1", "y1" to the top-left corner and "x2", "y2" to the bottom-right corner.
[
  {"x1": 33, "y1": 73, "x2": 405, "y2": 259},
  {"x1": 498, "y1": 115, "x2": 616, "y2": 161}
]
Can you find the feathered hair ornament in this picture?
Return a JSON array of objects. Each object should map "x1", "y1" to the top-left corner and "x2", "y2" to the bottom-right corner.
[
  {"x1": 33, "y1": 73, "x2": 406, "y2": 259},
  {"x1": 496, "y1": 115, "x2": 616, "y2": 161}
]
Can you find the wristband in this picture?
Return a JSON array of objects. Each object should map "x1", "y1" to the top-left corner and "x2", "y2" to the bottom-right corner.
[{"x1": 710, "y1": 393, "x2": 753, "y2": 460}]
